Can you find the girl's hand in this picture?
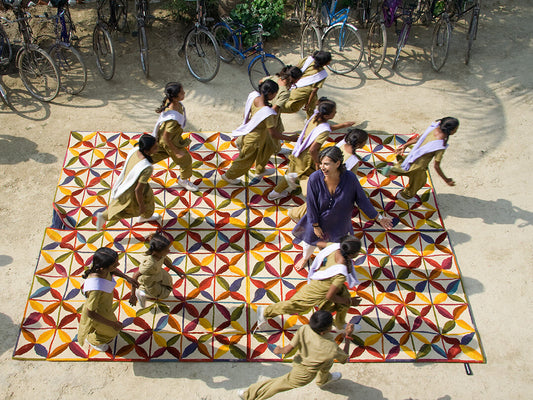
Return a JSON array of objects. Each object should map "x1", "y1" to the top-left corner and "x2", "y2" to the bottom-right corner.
[
  {"x1": 313, "y1": 226, "x2": 325, "y2": 239},
  {"x1": 350, "y1": 296, "x2": 362, "y2": 306},
  {"x1": 129, "y1": 294, "x2": 137, "y2": 306},
  {"x1": 128, "y1": 277, "x2": 139, "y2": 289},
  {"x1": 345, "y1": 323, "x2": 355, "y2": 336},
  {"x1": 273, "y1": 346, "x2": 283, "y2": 355},
  {"x1": 394, "y1": 145, "x2": 406, "y2": 156},
  {"x1": 445, "y1": 177, "x2": 455, "y2": 186}
]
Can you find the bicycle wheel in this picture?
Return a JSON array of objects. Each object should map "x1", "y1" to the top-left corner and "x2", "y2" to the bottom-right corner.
[
  {"x1": 367, "y1": 20, "x2": 387, "y2": 74},
  {"x1": 49, "y1": 43, "x2": 87, "y2": 95},
  {"x1": 93, "y1": 24, "x2": 115, "y2": 80},
  {"x1": 98, "y1": 0, "x2": 128, "y2": 31},
  {"x1": 465, "y1": 9, "x2": 479, "y2": 65},
  {"x1": 300, "y1": 20, "x2": 321, "y2": 59},
  {"x1": 138, "y1": 24, "x2": 149, "y2": 77},
  {"x1": 321, "y1": 22, "x2": 364, "y2": 74},
  {"x1": 392, "y1": 23, "x2": 410, "y2": 69},
  {"x1": 212, "y1": 23, "x2": 235, "y2": 63},
  {"x1": 430, "y1": 16, "x2": 451, "y2": 72},
  {"x1": 248, "y1": 54, "x2": 285, "y2": 91},
  {"x1": 0, "y1": 27, "x2": 12, "y2": 69},
  {"x1": 184, "y1": 28, "x2": 220, "y2": 83},
  {"x1": 0, "y1": 82, "x2": 9, "y2": 107},
  {"x1": 18, "y1": 47, "x2": 60, "y2": 102}
]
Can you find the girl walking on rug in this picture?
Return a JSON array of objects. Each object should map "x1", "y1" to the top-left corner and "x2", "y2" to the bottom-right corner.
[
  {"x1": 239, "y1": 310, "x2": 354, "y2": 400},
  {"x1": 383, "y1": 117, "x2": 459, "y2": 203},
  {"x1": 78, "y1": 247, "x2": 137, "y2": 352},
  {"x1": 256, "y1": 235, "x2": 362, "y2": 331},
  {"x1": 129, "y1": 233, "x2": 185, "y2": 308},
  {"x1": 94, "y1": 134, "x2": 160, "y2": 231},
  {"x1": 151, "y1": 82, "x2": 198, "y2": 192},
  {"x1": 281, "y1": 51, "x2": 331, "y2": 118},
  {"x1": 221, "y1": 79, "x2": 299, "y2": 184},
  {"x1": 268, "y1": 97, "x2": 354, "y2": 200}
]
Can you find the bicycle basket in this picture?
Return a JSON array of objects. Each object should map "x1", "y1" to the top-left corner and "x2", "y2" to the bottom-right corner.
[{"x1": 49, "y1": 0, "x2": 68, "y2": 8}]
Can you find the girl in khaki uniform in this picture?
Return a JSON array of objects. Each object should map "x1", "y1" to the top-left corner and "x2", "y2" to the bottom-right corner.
[
  {"x1": 256, "y1": 235, "x2": 363, "y2": 331},
  {"x1": 238, "y1": 310, "x2": 355, "y2": 400},
  {"x1": 129, "y1": 233, "x2": 185, "y2": 308},
  {"x1": 222, "y1": 80, "x2": 299, "y2": 184},
  {"x1": 151, "y1": 82, "x2": 198, "y2": 192},
  {"x1": 78, "y1": 247, "x2": 137, "y2": 352},
  {"x1": 94, "y1": 135, "x2": 159, "y2": 231},
  {"x1": 384, "y1": 117, "x2": 459, "y2": 203},
  {"x1": 281, "y1": 51, "x2": 331, "y2": 119}
]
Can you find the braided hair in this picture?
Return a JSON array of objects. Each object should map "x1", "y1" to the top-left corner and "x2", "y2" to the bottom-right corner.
[
  {"x1": 314, "y1": 97, "x2": 336, "y2": 123},
  {"x1": 277, "y1": 65, "x2": 303, "y2": 82},
  {"x1": 156, "y1": 82, "x2": 183, "y2": 113},
  {"x1": 137, "y1": 134, "x2": 156, "y2": 164},
  {"x1": 339, "y1": 235, "x2": 361, "y2": 275},
  {"x1": 344, "y1": 128, "x2": 368, "y2": 153},
  {"x1": 145, "y1": 232, "x2": 172, "y2": 255},
  {"x1": 257, "y1": 79, "x2": 279, "y2": 108},
  {"x1": 82, "y1": 247, "x2": 118, "y2": 279},
  {"x1": 312, "y1": 50, "x2": 332, "y2": 69},
  {"x1": 436, "y1": 117, "x2": 459, "y2": 145}
]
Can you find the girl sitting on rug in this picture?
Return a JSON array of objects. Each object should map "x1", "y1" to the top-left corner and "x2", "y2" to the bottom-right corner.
[
  {"x1": 383, "y1": 116, "x2": 459, "y2": 203},
  {"x1": 129, "y1": 233, "x2": 185, "y2": 308},
  {"x1": 268, "y1": 97, "x2": 354, "y2": 201},
  {"x1": 151, "y1": 82, "x2": 198, "y2": 192},
  {"x1": 281, "y1": 50, "x2": 331, "y2": 118},
  {"x1": 221, "y1": 79, "x2": 299, "y2": 184},
  {"x1": 94, "y1": 134, "x2": 160, "y2": 231},
  {"x1": 256, "y1": 235, "x2": 362, "y2": 332},
  {"x1": 78, "y1": 247, "x2": 137, "y2": 352}
]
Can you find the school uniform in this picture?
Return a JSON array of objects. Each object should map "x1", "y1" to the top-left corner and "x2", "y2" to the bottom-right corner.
[{"x1": 138, "y1": 254, "x2": 174, "y2": 299}]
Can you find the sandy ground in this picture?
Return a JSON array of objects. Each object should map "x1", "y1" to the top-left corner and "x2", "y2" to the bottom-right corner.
[{"x1": 0, "y1": 0, "x2": 532, "y2": 398}]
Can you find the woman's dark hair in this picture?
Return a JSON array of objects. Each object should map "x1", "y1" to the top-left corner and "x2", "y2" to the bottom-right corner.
[
  {"x1": 83, "y1": 247, "x2": 118, "y2": 279},
  {"x1": 277, "y1": 65, "x2": 303, "y2": 82},
  {"x1": 437, "y1": 117, "x2": 459, "y2": 145},
  {"x1": 339, "y1": 234, "x2": 361, "y2": 275},
  {"x1": 319, "y1": 146, "x2": 346, "y2": 174},
  {"x1": 258, "y1": 79, "x2": 279, "y2": 107},
  {"x1": 345, "y1": 128, "x2": 368, "y2": 154},
  {"x1": 138, "y1": 134, "x2": 157, "y2": 163},
  {"x1": 146, "y1": 233, "x2": 171, "y2": 255},
  {"x1": 314, "y1": 97, "x2": 336, "y2": 123},
  {"x1": 312, "y1": 50, "x2": 332, "y2": 69},
  {"x1": 156, "y1": 82, "x2": 183, "y2": 113},
  {"x1": 309, "y1": 310, "x2": 333, "y2": 334}
]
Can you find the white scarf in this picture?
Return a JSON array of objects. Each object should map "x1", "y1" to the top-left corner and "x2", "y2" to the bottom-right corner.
[
  {"x1": 151, "y1": 107, "x2": 186, "y2": 138},
  {"x1": 110, "y1": 148, "x2": 152, "y2": 200},
  {"x1": 291, "y1": 111, "x2": 331, "y2": 157},
  {"x1": 231, "y1": 91, "x2": 277, "y2": 137},
  {"x1": 401, "y1": 121, "x2": 448, "y2": 170},
  {"x1": 83, "y1": 276, "x2": 116, "y2": 294},
  {"x1": 307, "y1": 243, "x2": 359, "y2": 289},
  {"x1": 295, "y1": 56, "x2": 328, "y2": 88},
  {"x1": 336, "y1": 139, "x2": 361, "y2": 172}
]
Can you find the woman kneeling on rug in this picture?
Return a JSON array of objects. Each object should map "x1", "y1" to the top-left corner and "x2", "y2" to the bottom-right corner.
[
  {"x1": 94, "y1": 134, "x2": 159, "y2": 231},
  {"x1": 78, "y1": 247, "x2": 137, "y2": 352},
  {"x1": 129, "y1": 233, "x2": 185, "y2": 308}
]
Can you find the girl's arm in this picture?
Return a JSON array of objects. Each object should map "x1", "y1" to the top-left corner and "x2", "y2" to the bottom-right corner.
[
  {"x1": 343, "y1": 323, "x2": 354, "y2": 353},
  {"x1": 87, "y1": 309, "x2": 123, "y2": 331},
  {"x1": 162, "y1": 130, "x2": 186, "y2": 158},
  {"x1": 112, "y1": 269, "x2": 139, "y2": 289},
  {"x1": 135, "y1": 181, "x2": 148, "y2": 216},
  {"x1": 268, "y1": 127, "x2": 299, "y2": 142},
  {"x1": 309, "y1": 141, "x2": 322, "y2": 168},
  {"x1": 164, "y1": 257, "x2": 185, "y2": 278},
  {"x1": 325, "y1": 284, "x2": 362, "y2": 306},
  {"x1": 434, "y1": 160, "x2": 455, "y2": 186},
  {"x1": 128, "y1": 271, "x2": 142, "y2": 306},
  {"x1": 273, "y1": 343, "x2": 294, "y2": 355},
  {"x1": 329, "y1": 121, "x2": 355, "y2": 131},
  {"x1": 394, "y1": 134, "x2": 420, "y2": 155},
  {"x1": 303, "y1": 88, "x2": 319, "y2": 110}
]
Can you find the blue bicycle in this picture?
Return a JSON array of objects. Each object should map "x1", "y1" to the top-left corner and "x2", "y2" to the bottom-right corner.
[
  {"x1": 300, "y1": 0, "x2": 364, "y2": 74},
  {"x1": 212, "y1": 19, "x2": 285, "y2": 91}
]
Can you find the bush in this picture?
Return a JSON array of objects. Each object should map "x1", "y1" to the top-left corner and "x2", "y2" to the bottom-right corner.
[{"x1": 230, "y1": 0, "x2": 285, "y2": 47}]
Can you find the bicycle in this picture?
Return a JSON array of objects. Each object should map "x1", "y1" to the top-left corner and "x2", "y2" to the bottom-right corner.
[
  {"x1": 181, "y1": 0, "x2": 220, "y2": 82},
  {"x1": 300, "y1": 0, "x2": 364, "y2": 75},
  {"x1": 431, "y1": 0, "x2": 480, "y2": 71},
  {"x1": 366, "y1": 0, "x2": 388, "y2": 73},
  {"x1": 212, "y1": 19, "x2": 285, "y2": 91},
  {"x1": 93, "y1": 0, "x2": 128, "y2": 80},
  {"x1": 350, "y1": 0, "x2": 373, "y2": 28},
  {"x1": 133, "y1": 0, "x2": 149, "y2": 77},
  {"x1": 291, "y1": 0, "x2": 319, "y2": 26},
  {"x1": 1, "y1": 0, "x2": 60, "y2": 101},
  {"x1": 38, "y1": 0, "x2": 87, "y2": 95}
]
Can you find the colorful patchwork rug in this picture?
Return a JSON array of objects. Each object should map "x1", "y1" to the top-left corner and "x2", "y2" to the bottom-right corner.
[{"x1": 13, "y1": 131, "x2": 485, "y2": 363}]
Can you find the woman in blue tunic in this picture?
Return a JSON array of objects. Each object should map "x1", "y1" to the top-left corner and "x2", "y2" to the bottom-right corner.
[{"x1": 292, "y1": 146, "x2": 392, "y2": 270}]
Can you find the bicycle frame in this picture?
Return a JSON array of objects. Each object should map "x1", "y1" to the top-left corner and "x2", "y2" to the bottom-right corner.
[
  {"x1": 221, "y1": 21, "x2": 265, "y2": 60},
  {"x1": 53, "y1": 6, "x2": 75, "y2": 44},
  {"x1": 322, "y1": 0, "x2": 351, "y2": 26}
]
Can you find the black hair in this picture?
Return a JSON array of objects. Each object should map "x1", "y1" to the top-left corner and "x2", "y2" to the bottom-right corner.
[
  {"x1": 314, "y1": 97, "x2": 336, "y2": 123},
  {"x1": 258, "y1": 79, "x2": 279, "y2": 108},
  {"x1": 156, "y1": 82, "x2": 183, "y2": 113},
  {"x1": 309, "y1": 310, "x2": 333, "y2": 334},
  {"x1": 339, "y1": 234, "x2": 361, "y2": 275},
  {"x1": 137, "y1": 134, "x2": 157, "y2": 163},
  {"x1": 83, "y1": 247, "x2": 118, "y2": 279},
  {"x1": 277, "y1": 65, "x2": 303, "y2": 82},
  {"x1": 145, "y1": 232, "x2": 172, "y2": 255},
  {"x1": 345, "y1": 128, "x2": 368, "y2": 154},
  {"x1": 437, "y1": 117, "x2": 459, "y2": 145},
  {"x1": 312, "y1": 50, "x2": 332, "y2": 69},
  {"x1": 319, "y1": 146, "x2": 346, "y2": 174}
]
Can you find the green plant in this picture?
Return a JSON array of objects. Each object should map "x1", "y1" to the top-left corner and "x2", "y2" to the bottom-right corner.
[
  {"x1": 230, "y1": 0, "x2": 285, "y2": 47},
  {"x1": 166, "y1": 0, "x2": 218, "y2": 22}
]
